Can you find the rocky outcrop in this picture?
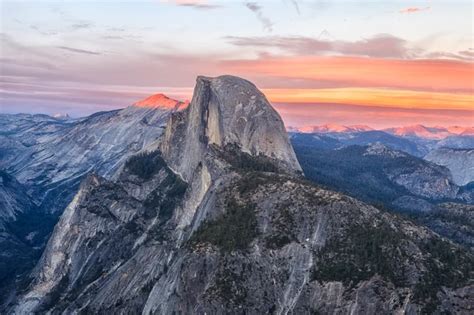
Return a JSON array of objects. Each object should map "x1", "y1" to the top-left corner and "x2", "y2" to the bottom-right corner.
[
  {"x1": 362, "y1": 144, "x2": 465, "y2": 201},
  {"x1": 10, "y1": 76, "x2": 474, "y2": 314},
  {"x1": 425, "y1": 148, "x2": 474, "y2": 186},
  {"x1": 160, "y1": 75, "x2": 301, "y2": 181},
  {"x1": 363, "y1": 142, "x2": 406, "y2": 158}
]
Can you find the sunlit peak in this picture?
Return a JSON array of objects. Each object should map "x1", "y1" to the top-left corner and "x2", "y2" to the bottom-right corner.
[{"x1": 133, "y1": 93, "x2": 189, "y2": 110}]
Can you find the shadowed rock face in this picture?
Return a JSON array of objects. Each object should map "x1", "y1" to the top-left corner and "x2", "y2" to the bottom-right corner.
[{"x1": 10, "y1": 76, "x2": 473, "y2": 315}]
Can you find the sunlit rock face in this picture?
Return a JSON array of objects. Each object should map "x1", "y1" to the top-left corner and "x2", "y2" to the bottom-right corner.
[
  {"x1": 160, "y1": 75, "x2": 302, "y2": 181},
  {"x1": 10, "y1": 76, "x2": 473, "y2": 315},
  {"x1": 133, "y1": 93, "x2": 189, "y2": 110}
]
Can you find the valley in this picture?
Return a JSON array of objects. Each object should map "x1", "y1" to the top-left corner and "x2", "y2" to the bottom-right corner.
[{"x1": 1, "y1": 76, "x2": 472, "y2": 314}]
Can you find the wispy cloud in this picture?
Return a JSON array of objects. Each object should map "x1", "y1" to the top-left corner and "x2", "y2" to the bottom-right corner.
[
  {"x1": 288, "y1": 0, "x2": 300, "y2": 14},
  {"x1": 29, "y1": 25, "x2": 58, "y2": 36},
  {"x1": 107, "y1": 27, "x2": 126, "y2": 32},
  {"x1": 226, "y1": 34, "x2": 413, "y2": 59},
  {"x1": 57, "y1": 46, "x2": 102, "y2": 55},
  {"x1": 400, "y1": 7, "x2": 430, "y2": 14},
  {"x1": 458, "y1": 49, "x2": 474, "y2": 58},
  {"x1": 162, "y1": 0, "x2": 221, "y2": 9},
  {"x1": 226, "y1": 34, "x2": 474, "y2": 61},
  {"x1": 70, "y1": 22, "x2": 94, "y2": 30},
  {"x1": 244, "y1": 2, "x2": 273, "y2": 32}
]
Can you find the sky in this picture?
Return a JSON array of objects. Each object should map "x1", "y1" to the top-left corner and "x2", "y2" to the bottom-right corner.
[{"x1": 0, "y1": 0, "x2": 473, "y2": 128}]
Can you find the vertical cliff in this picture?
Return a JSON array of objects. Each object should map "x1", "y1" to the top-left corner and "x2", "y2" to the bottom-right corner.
[{"x1": 160, "y1": 75, "x2": 301, "y2": 182}]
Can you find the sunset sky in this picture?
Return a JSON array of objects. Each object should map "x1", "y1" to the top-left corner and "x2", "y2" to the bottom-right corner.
[{"x1": 1, "y1": 0, "x2": 473, "y2": 128}]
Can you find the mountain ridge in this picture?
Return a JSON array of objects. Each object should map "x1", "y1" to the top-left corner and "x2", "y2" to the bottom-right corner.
[
  {"x1": 10, "y1": 75, "x2": 473, "y2": 314},
  {"x1": 0, "y1": 102, "x2": 182, "y2": 303},
  {"x1": 291, "y1": 123, "x2": 474, "y2": 140}
]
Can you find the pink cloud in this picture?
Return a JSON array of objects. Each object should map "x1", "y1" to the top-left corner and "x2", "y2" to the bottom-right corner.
[
  {"x1": 399, "y1": 7, "x2": 430, "y2": 14},
  {"x1": 221, "y1": 55, "x2": 474, "y2": 93},
  {"x1": 226, "y1": 34, "x2": 411, "y2": 59}
]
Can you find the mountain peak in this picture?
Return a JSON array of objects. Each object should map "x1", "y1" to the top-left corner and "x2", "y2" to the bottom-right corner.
[
  {"x1": 52, "y1": 113, "x2": 71, "y2": 120},
  {"x1": 160, "y1": 75, "x2": 302, "y2": 181},
  {"x1": 133, "y1": 93, "x2": 189, "y2": 110},
  {"x1": 446, "y1": 126, "x2": 474, "y2": 135},
  {"x1": 385, "y1": 125, "x2": 453, "y2": 139}
]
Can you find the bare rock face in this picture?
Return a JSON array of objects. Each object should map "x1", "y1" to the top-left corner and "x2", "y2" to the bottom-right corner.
[
  {"x1": 0, "y1": 104, "x2": 179, "y2": 217},
  {"x1": 160, "y1": 75, "x2": 301, "y2": 181},
  {"x1": 362, "y1": 144, "x2": 465, "y2": 201},
  {"x1": 10, "y1": 76, "x2": 473, "y2": 315},
  {"x1": 0, "y1": 103, "x2": 182, "y2": 308},
  {"x1": 0, "y1": 171, "x2": 41, "y2": 303},
  {"x1": 425, "y1": 148, "x2": 474, "y2": 186}
]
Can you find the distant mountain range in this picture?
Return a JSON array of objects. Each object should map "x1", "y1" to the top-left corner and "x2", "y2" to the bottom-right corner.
[
  {"x1": 290, "y1": 123, "x2": 474, "y2": 140},
  {"x1": 2, "y1": 76, "x2": 471, "y2": 314},
  {"x1": 288, "y1": 123, "x2": 474, "y2": 186},
  {"x1": 291, "y1": 136, "x2": 474, "y2": 249},
  {"x1": 291, "y1": 124, "x2": 373, "y2": 133},
  {"x1": 1, "y1": 85, "x2": 473, "y2": 313}
]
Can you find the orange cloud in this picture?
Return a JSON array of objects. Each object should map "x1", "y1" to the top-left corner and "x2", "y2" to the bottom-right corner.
[
  {"x1": 272, "y1": 102, "x2": 474, "y2": 129},
  {"x1": 262, "y1": 88, "x2": 474, "y2": 111},
  {"x1": 400, "y1": 7, "x2": 430, "y2": 14},
  {"x1": 222, "y1": 56, "x2": 474, "y2": 93}
]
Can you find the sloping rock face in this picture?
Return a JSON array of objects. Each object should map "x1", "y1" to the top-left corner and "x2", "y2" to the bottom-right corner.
[
  {"x1": 0, "y1": 104, "x2": 180, "y2": 307},
  {"x1": 0, "y1": 171, "x2": 34, "y2": 225},
  {"x1": 1, "y1": 105, "x2": 177, "y2": 216},
  {"x1": 0, "y1": 171, "x2": 43, "y2": 302},
  {"x1": 415, "y1": 202, "x2": 474, "y2": 250},
  {"x1": 425, "y1": 148, "x2": 474, "y2": 186},
  {"x1": 10, "y1": 76, "x2": 473, "y2": 314},
  {"x1": 435, "y1": 135, "x2": 474, "y2": 150}
]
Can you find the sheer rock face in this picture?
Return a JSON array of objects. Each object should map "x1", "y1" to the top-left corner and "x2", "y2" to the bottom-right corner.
[
  {"x1": 160, "y1": 75, "x2": 302, "y2": 182},
  {"x1": 10, "y1": 76, "x2": 473, "y2": 315}
]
